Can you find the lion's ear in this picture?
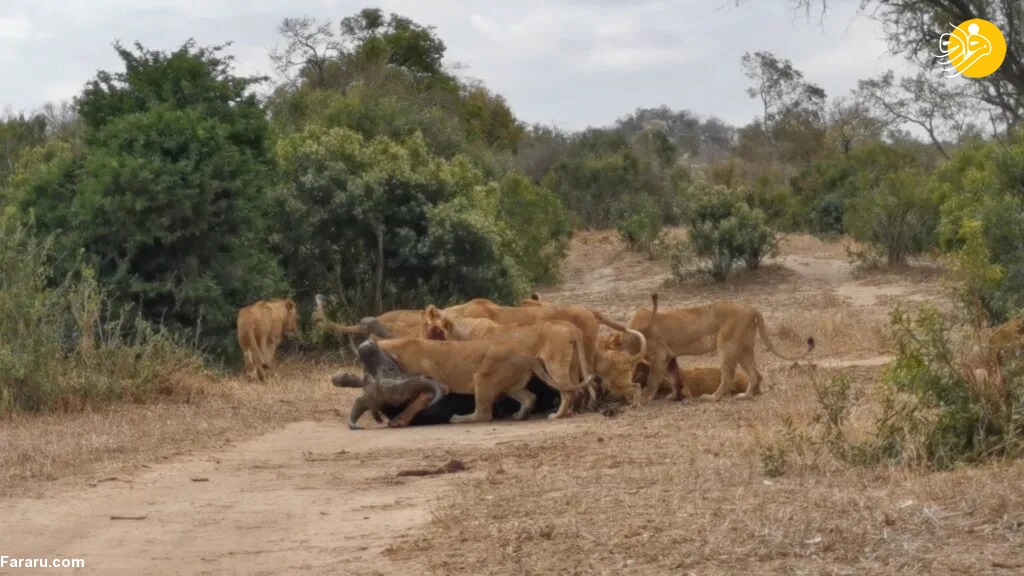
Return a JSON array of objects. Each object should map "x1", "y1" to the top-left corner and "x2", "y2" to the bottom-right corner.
[
  {"x1": 285, "y1": 299, "x2": 295, "y2": 311},
  {"x1": 424, "y1": 305, "x2": 441, "y2": 321}
]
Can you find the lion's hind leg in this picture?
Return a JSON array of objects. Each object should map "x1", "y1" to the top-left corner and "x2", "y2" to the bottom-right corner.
[
  {"x1": 735, "y1": 352, "x2": 763, "y2": 399},
  {"x1": 704, "y1": 353, "x2": 739, "y2": 402}
]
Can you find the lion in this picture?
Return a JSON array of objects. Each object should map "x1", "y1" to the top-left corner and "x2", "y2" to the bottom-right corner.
[
  {"x1": 442, "y1": 297, "x2": 634, "y2": 387},
  {"x1": 608, "y1": 293, "x2": 815, "y2": 404},
  {"x1": 986, "y1": 317, "x2": 1024, "y2": 366},
  {"x1": 634, "y1": 364, "x2": 751, "y2": 400},
  {"x1": 237, "y1": 297, "x2": 299, "y2": 382},
  {"x1": 420, "y1": 305, "x2": 615, "y2": 419},
  {"x1": 357, "y1": 337, "x2": 587, "y2": 424}
]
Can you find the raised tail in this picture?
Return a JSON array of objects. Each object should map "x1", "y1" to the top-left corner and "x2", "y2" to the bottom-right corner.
[
  {"x1": 645, "y1": 293, "x2": 659, "y2": 331},
  {"x1": 755, "y1": 312, "x2": 815, "y2": 361}
]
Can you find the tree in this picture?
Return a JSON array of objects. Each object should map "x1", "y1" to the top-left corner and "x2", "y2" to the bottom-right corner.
[
  {"x1": 740, "y1": 0, "x2": 1023, "y2": 128},
  {"x1": 825, "y1": 95, "x2": 887, "y2": 155},
  {"x1": 0, "y1": 111, "x2": 48, "y2": 186},
  {"x1": 14, "y1": 40, "x2": 286, "y2": 357},
  {"x1": 740, "y1": 51, "x2": 827, "y2": 139},
  {"x1": 855, "y1": 70, "x2": 980, "y2": 158}
]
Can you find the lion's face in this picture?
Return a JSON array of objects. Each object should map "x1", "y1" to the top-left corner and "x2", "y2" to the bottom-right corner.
[
  {"x1": 420, "y1": 305, "x2": 455, "y2": 341},
  {"x1": 601, "y1": 332, "x2": 625, "y2": 351},
  {"x1": 596, "y1": 350, "x2": 643, "y2": 399}
]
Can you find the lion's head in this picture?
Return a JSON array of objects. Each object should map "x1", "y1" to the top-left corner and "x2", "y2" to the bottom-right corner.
[{"x1": 420, "y1": 305, "x2": 456, "y2": 341}]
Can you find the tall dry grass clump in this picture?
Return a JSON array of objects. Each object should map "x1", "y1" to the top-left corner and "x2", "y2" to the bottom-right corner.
[
  {"x1": 765, "y1": 303, "x2": 1024, "y2": 474},
  {"x1": 0, "y1": 215, "x2": 206, "y2": 413}
]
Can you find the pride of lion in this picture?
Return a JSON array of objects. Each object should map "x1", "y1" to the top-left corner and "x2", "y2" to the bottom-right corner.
[{"x1": 237, "y1": 291, "x2": 1023, "y2": 428}]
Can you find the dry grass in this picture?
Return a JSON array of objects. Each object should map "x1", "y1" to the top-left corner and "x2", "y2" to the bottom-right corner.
[
  {"x1": 388, "y1": 366, "x2": 1024, "y2": 575},
  {"x1": 0, "y1": 359, "x2": 352, "y2": 497}
]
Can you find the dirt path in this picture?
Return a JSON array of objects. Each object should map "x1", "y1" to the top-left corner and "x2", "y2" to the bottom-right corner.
[{"x1": 0, "y1": 415, "x2": 580, "y2": 575}]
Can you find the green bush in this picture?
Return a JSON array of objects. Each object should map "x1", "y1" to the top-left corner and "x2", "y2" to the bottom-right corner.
[
  {"x1": 0, "y1": 215, "x2": 204, "y2": 413},
  {"x1": 675, "y1": 183, "x2": 779, "y2": 281},
  {"x1": 272, "y1": 126, "x2": 533, "y2": 319},
  {"x1": 615, "y1": 193, "x2": 665, "y2": 258},
  {"x1": 843, "y1": 168, "x2": 939, "y2": 267},
  {"x1": 790, "y1": 142, "x2": 922, "y2": 236},
  {"x1": 9, "y1": 41, "x2": 289, "y2": 360},
  {"x1": 496, "y1": 173, "x2": 572, "y2": 284},
  {"x1": 933, "y1": 129, "x2": 1024, "y2": 325}
]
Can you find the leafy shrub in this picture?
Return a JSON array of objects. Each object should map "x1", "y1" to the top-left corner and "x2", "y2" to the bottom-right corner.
[
  {"x1": 273, "y1": 127, "x2": 533, "y2": 319},
  {"x1": 790, "y1": 142, "x2": 921, "y2": 236},
  {"x1": 615, "y1": 193, "x2": 666, "y2": 258},
  {"x1": 936, "y1": 130, "x2": 1024, "y2": 324},
  {"x1": 9, "y1": 41, "x2": 289, "y2": 360},
  {"x1": 675, "y1": 183, "x2": 779, "y2": 281},
  {"x1": 496, "y1": 173, "x2": 572, "y2": 284},
  {"x1": 843, "y1": 168, "x2": 939, "y2": 267},
  {"x1": 764, "y1": 304, "x2": 1024, "y2": 474},
  {"x1": 0, "y1": 215, "x2": 204, "y2": 413}
]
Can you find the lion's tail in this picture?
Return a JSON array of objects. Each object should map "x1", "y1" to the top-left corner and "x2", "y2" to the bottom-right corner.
[
  {"x1": 531, "y1": 356, "x2": 589, "y2": 392},
  {"x1": 570, "y1": 335, "x2": 600, "y2": 404},
  {"x1": 591, "y1": 309, "x2": 630, "y2": 333},
  {"x1": 755, "y1": 312, "x2": 815, "y2": 361}
]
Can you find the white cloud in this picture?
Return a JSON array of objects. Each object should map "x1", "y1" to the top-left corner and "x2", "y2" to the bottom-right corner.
[
  {"x1": 0, "y1": 13, "x2": 35, "y2": 42},
  {"x1": 0, "y1": 0, "x2": 920, "y2": 131}
]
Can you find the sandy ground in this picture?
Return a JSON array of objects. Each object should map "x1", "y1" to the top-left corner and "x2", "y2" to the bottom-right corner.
[{"x1": 3, "y1": 231, "x2": 1021, "y2": 575}]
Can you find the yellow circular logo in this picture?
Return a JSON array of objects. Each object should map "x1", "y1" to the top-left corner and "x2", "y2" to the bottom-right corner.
[{"x1": 938, "y1": 18, "x2": 1006, "y2": 79}]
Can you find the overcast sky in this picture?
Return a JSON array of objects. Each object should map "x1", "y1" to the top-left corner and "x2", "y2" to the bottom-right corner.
[{"x1": 0, "y1": 0, "x2": 917, "y2": 131}]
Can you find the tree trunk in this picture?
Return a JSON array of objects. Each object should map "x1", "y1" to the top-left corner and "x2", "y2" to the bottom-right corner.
[{"x1": 375, "y1": 224, "x2": 384, "y2": 315}]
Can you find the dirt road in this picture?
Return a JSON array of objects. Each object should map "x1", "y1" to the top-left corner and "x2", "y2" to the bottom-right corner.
[{"x1": 1, "y1": 414, "x2": 583, "y2": 575}]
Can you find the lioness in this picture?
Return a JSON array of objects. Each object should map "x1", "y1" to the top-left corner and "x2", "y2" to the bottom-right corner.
[
  {"x1": 332, "y1": 371, "x2": 448, "y2": 430},
  {"x1": 610, "y1": 293, "x2": 815, "y2": 404},
  {"x1": 236, "y1": 297, "x2": 299, "y2": 381},
  {"x1": 358, "y1": 337, "x2": 583, "y2": 424},
  {"x1": 442, "y1": 297, "x2": 632, "y2": 387},
  {"x1": 634, "y1": 364, "x2": 750, "y2": 400},
  {"x1": 420, "y1": 305, "x2": 616, "y2": 419},
  {"x1": 986, "y1": 317, "x2": 1024, "y2": 366}
]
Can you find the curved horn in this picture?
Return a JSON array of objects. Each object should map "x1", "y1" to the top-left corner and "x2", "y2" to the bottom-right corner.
[
  {"x1": 425, "y1": 377, "x2": 447, "y2": 408},
  {"x1": 626, "y1": 328, "x2": 647, "y2": 364}
]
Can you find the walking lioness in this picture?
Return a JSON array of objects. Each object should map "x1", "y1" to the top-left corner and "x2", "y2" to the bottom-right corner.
[{"x1": 607, "y1": 293, "x2": 814, "y2": 404}]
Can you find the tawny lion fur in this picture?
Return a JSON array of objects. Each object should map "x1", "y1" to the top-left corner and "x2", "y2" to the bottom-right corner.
[
  {"x1": 443, "y1": 297, "x2": 637, "y2": 396},
  {"x1": 606, "y1": 293, "x2": 815, "y2": 404},
  {"x1": 420, "y1": 305, "x2": 617, "y2": 419},
  {"x1": 639, "y1": 365, "x2": 750, "y2": 399},
  {"x1": 236, "y1": 298, "x2": 299, "y2": 382},
  {"x1": 371, "y1": 337, "x2": 581, "y2": 424},
  {"x1": 313, "y1": 304, "x2": 422, "y2": 340}
]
